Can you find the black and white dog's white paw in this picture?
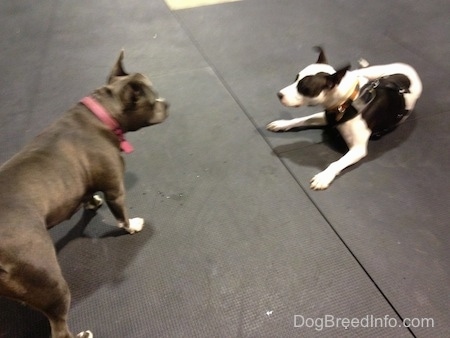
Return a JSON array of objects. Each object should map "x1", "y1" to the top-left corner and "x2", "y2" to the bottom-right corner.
[
  {"x1": 310, "y1": 170, "x2": 337, "y2": 191},
  {"x1": 266, "y1": 119, "x2": 296, "y2": 132}
]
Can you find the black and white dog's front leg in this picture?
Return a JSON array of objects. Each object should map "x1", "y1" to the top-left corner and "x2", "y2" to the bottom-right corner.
[
  {"x1": 266, "y1": 112, "x2": 327, "y2": 131},
  {"x1": 104, "y1": 183, "x2": 144, "y2": 234},
  {"x1": 310, "y1": 115, "x2": 371, "y2": 190}
]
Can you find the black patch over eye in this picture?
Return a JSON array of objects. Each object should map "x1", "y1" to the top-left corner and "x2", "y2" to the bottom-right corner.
[{"x1": 296, "y1": 73, "x2": 328, "y2": 97}]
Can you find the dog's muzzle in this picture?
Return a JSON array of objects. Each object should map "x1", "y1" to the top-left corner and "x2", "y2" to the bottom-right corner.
[{"x1": 149, "y1": 98, "x2": 169, "y2": 125}]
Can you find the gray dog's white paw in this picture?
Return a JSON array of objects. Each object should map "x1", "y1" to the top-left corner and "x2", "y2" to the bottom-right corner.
[
  {"x1": 76, "y1": 330, "x2": 93, "y2": 338},
  {"x1": 121, "y1": 217, "x2": 145, "y2": 234}
]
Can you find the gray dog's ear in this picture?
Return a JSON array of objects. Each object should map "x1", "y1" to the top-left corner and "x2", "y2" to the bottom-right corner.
[
  {"x1": 107, "y1": 50, "x2": 129, "y2": 83},
  {"x1": 314, "y1": 46, "x2": 327, "y2": 64}
]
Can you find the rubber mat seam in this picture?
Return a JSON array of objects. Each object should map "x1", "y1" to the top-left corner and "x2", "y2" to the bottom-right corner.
[{"x1": 278, "y1": 158, "x2": 417, "y2": 337}]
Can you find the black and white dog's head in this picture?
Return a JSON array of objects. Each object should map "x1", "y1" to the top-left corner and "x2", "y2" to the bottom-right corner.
[{"x1": 277, "y1": 47, "x2": 350, "y2": 108}]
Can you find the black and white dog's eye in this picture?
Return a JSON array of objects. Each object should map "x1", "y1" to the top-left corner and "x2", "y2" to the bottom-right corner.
[{"x1": 296, "y1": 74, "x2": 328, "y2": 97}]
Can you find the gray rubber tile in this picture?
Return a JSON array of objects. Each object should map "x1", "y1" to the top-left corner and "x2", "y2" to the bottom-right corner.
[
  {"x1": 334, "y1": 0, "x2": 450, "y2": 72},
  {"x1": 0, "y1": 0, "x2": 55, "y2": 162}
]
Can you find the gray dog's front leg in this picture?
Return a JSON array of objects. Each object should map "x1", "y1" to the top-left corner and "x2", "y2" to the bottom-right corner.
[{"x1": 104, "y1": 186, "x2": 144, "y2": 234}]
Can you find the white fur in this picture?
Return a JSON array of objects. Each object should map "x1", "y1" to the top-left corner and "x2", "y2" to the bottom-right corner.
[
  {"x1": 266, "y1": 112, "x2": 326, "y2": 131},
  {"x1": 77, "y1": 330, "x2": 93, "y2": 338},
  {"x1": 267, "y1": 60, "x2": 422, "y2": 190},
  {"x1": 278, "y1": 64, "x2": 336, "y2": 107},
  {"x1": 311, "y1": 115, "x2": 371, "y2": 190},
  {"x1": 352, "y1": 63, "x2": 422, "y2": 110},
  {"x1": 119, "y1": 217, "x2": 144, "y2": 234}
]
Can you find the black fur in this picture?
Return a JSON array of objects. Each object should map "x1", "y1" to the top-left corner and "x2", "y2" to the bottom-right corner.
[
  {"x1": 297, "y1": 73, "x2": 329, "y2": 97},
  {"x1": 360, "y1": 74, "x2": 410, "y2": 138}
]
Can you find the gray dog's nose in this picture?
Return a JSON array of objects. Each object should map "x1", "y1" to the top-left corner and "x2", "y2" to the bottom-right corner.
[
  {"x1": 277, "y1": 92, "x2": 283, "y2": 100},
  {"x1": 157, "y1": 98, "x2": 169, "y2": 109}
]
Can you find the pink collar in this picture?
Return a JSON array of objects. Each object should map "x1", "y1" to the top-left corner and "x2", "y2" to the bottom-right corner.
[{"x1": 80, "y1": 96, "x2": 134, "y2": 154}]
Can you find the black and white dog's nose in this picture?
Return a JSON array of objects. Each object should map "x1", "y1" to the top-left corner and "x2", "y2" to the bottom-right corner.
[{"x1": 277, "y1": 92, "x2": 284, "y2": 100}]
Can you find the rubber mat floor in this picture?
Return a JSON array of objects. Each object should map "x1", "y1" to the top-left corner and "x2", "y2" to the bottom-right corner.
[{"x1": 0, "y1": 0, "x2": 448, "y2": 337}]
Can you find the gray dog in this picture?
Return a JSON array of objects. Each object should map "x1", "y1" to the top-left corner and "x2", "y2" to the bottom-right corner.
[{"x1": 0, "y1": 51, "x2": 168, "y2": 338}]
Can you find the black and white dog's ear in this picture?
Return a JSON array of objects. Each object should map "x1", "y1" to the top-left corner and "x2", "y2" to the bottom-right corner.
[
  {"x1": 326, "y1": 64, "x2": 351, "y2": 89},
  {"x1": 314, "y1": 46, "x2": 327, "y2": 64},
  {"x1": 108, "y1": 50, "x2": 129, "y2": 84}
]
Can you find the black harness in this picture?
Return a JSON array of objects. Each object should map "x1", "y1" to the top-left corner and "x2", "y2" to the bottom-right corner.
[{"x1": 325, "y1": 74, "x2": 411, "y2": 138}]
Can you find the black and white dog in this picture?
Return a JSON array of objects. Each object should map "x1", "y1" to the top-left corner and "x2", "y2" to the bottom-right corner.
[{"x1": 267, "y1": 47, "x2": 422, "y2": 190}]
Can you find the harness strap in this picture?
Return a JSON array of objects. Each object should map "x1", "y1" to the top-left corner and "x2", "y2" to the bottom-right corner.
[{"x1": 325, "y1": 74, "x2": 410, "y2": 128}]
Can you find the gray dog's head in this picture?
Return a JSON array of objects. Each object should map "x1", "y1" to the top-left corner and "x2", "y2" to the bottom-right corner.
[{"x1": 102, "y1": 51, "x2": 168, "y2": 132}]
